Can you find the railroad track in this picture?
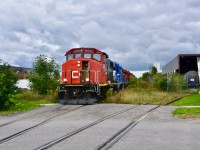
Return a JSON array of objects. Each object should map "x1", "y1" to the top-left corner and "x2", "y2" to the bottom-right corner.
[
  {"x1": 34, "y1": 105, "x2": 139, "y2": 150},
  {"x1": 0, "y1": 105, "x2": 64, "y2": 128},
  {"x1": 35, "y1": 97, "x2": 183, "y2": 150},
  {"x1": 97, "y1": 97, "x2": 184, "y2": 150},
  {"x1": 97, "y1": 106, "x2": 159, "y2": 150},
  {"x1": 0, "y1": 96, "x2": 184, "y2": 149},
  {"x1": 0, "y1": 105, "x2": 84, "y2": 144}
]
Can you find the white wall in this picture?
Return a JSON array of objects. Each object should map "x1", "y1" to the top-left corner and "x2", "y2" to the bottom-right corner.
[{"x1": 16, "y1": 79, "x2": 30, "y2": 89}]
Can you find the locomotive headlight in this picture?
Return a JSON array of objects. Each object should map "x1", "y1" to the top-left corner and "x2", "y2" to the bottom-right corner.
[
  {"x1": 64, "y1": 78, "x2": 67, "y2": 82},
  {"x1": 77, "y1": 64, "x2": 80, "y2": 67},
  {"x1": 85, "y1": 78, "x2": 89, "y2": 82}
]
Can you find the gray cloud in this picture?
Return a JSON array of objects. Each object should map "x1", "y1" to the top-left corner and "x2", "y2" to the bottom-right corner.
[{"x1": 1, "y1": 0, "x2": 200, "y2": 71}]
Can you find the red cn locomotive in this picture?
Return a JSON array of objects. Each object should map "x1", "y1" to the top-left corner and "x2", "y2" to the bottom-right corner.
[
  {"x1": 59, "y1": 47, "x2": 131, "y2": 104},
  {"x1": 59, "y1": 48, "x2": 109, "y2": 104}
]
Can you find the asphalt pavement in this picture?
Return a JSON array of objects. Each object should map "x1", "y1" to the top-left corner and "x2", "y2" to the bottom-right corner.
[{"x1": 0, "y1": 104, "x2": 199, "y2": 150}]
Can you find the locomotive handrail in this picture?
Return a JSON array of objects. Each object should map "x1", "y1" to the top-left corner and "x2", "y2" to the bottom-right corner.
[
  {"x1": 97, "y1": 71, "x2": 101, "y2": 83},
  {"x1": 90, "y1": 70, "x2": 97, "y2": 83}
]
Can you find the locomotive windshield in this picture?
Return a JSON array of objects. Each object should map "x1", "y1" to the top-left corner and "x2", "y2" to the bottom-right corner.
[
  {"x1": 75, "y1": 53, "x2": 82, "y2": 58},
  {"x1": 84, "y1": 53, "x2": 92, "y2": 58},
  {"x1": 66, "y1": 49, "x2": 102, "y2": 61}
]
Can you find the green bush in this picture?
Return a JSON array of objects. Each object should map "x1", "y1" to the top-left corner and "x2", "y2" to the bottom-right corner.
[
  {"x1": 136, "y1": 79, "x2": 151, "y2": 89},
  {"x1": 158, "y1": 78, "x2": 167, "y2": 91},
  {"x1": 0, "y1": 61, "x2": 18, "y2": 110},
  {"x1": 129, "y1": 76, "x2": 137, "y2": 88},
  {"x1": 135, "y1": 71, "x2": 168, "y2": 91},
  {"x1": 141, "y1": 72, "x2": 151, "y2": 82},
  {"x1": 152, "y1": 73, "x2": 167, "y2": 91}
]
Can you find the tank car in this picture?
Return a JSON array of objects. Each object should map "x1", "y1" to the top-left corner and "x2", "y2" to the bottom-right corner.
[{"x1": 59, "y1": 47, "x2": 130, "y2": 104}]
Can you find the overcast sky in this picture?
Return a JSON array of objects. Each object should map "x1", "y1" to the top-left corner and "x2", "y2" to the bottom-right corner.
[{"x1": 1, "y1": 0, "x2": 200, "y2": 71}]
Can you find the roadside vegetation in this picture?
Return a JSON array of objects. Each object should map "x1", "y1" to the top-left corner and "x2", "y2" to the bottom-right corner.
[
  {"x1": 173, "y1": 93, "x2": 200, "y2": 106},
  {"x1": 104, "y1": 66, "x2": 190, "y2": 105},
  {"x1": 0, "y1": 60, "x2": 18, "y2": 110},
  {"x1": 173, "y1": 108, "x2": 200, "y2": 119},
  {"x1": 0, "y1": 90, "x2": 57, "y2": 115},
  {"x1": 172, "y1": 93, "x2": 200, "y2": 119},
  {"x1": 0, "y1": 56, "x2": 59, "y2": 115},
  {"x1": 0, "y1": 99, "x2": 53, "y2": 115},
  {"x1": 104, "y1": 88, "x2": 188, "y2": 105}
]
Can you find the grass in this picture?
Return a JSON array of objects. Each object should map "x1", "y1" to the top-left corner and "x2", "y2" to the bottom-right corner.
[
  {"x1": 103, "y1": 88, "x2": 188, "y2": 105},
  {"x1": 173, "y1": 108, "x2": 200, "y2": 119},
  {"x1": 104, "y1": 88, "x2": 200, "y2": 119},
  {"x1": 0, "y1": 99, "x2": 54, "y2": 115},
  {"x1": 172, "y1": 93, "x2": 200, "y2": 119},
  {"x1": 15, "y1": 90, "x2": 58, "y2": 101},
  {"x1": 173, "y1": 93, "x2": 200, "y2": 106},
  {"x1": 0, "y1": 91, "x2": 57, "y2": 115}
]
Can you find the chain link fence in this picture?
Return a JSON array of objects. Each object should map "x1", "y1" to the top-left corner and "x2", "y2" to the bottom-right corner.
[{"x1": 167, "y1": 73, "x2": 199, "y2": 92}]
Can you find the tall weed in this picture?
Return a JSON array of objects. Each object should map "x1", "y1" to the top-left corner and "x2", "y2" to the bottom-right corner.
[
  {"x1": 103, "y1": 88, "x2": 188, "y2": 105},
  {"x1": 16, "y1": 90, "x2": 58, "y2": 102}
]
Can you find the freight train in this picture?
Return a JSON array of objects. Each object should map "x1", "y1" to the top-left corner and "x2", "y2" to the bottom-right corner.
[{"x1": 59, "y1": 47, "x2": 132, "y2": 104}]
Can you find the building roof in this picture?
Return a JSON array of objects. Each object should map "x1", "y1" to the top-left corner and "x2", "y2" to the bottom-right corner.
[{"x1": 162, "y1": 54, "x2": 200, "y2": 74}]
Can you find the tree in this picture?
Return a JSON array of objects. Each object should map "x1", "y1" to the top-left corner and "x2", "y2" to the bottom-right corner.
[
  {"x1": 129, "y1": 76, "x2": 137, "y2": 88},
  {"x1": 0, "y1": 60, "x2": 18, "y2": 109},
  {"x1": 152, "y1": 73, "x2": 167, "y2": 91},
  {"x1": 141, "y1": 72, "x2": 151, "y2": 82},
  {"x1": 150, "y1": 66, "x2": 157, "y2": 75},
  {"x1": 29, "y1": 55, "x2": 60, "y2": 95}
]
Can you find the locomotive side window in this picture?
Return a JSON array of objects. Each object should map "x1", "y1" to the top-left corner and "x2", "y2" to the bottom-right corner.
[
  {"x1": 84, "y1": 53, "x2": 92, "y2": 58},
  {"x1": 75, "y1": 53, "x2": 82, "y2": 58},
  {"x1": 93, "y1": 54, "x2": 101, "y2": 61},
  {"x1": 67, "y1": 54, "x2": 73, "y2": 60}
]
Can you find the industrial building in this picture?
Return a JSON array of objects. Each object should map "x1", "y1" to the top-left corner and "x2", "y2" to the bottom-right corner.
[
  {"x1": 9, "y1": 66, "x2": 32, "y2": 89},
  {"x1": 0, "y1": 64, "x2": 32, "y2": 89},
  {"x1": 10, "y1": 66, "x2": 32, "y2": 79},
  {"x1": 162, "y1": 54, "x2": 200, "y2": 88}
]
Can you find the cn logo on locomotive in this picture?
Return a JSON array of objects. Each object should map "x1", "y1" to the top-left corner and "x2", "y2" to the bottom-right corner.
[{"x1": 72, "y1": 71, "x2": 80, "y2": 79}]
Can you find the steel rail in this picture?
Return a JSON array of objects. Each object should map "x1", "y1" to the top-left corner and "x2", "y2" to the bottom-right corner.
[
  {"x1": 97, "y1": 106, "x2": 159, "y2": 150},
  {"x1": 34, "y1": 105, "x2": 138, "y2": 150},
  {"x1": 0, "y1": 106, "x2": 84, "y2": 144},
  {"x1": 97, "y1": 97, "x2": 185, "y2": 150},
  {"x1": 0, "y1": 105, "x2": 64, "y2": 128}
]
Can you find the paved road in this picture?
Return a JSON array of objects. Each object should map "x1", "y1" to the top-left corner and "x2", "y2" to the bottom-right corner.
[{"x1": 0, "y1": 104, "x2": 199, "y2": 150}]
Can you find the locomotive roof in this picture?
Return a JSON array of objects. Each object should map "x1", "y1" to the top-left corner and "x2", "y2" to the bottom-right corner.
[{"x1": 65, "y1": 47, "x2": 109, "y2": 58}]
